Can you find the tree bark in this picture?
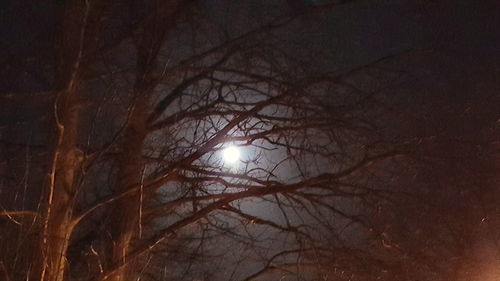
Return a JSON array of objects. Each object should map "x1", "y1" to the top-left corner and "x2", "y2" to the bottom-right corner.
[
  {"x1": 104, "y1": 2, "x2": 190, "y2": 280},
  {"x1": 32, "y1": 3, "x2": 89, "y2": 280},
  {"x1": 38, "y1": 89, "x2": 82, "y2": 281},
  {"x1": 106, "y1": 96, "x2": 149, "y2": 281}
]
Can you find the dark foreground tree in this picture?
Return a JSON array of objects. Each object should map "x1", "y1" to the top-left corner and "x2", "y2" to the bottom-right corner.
[
  {"x1": 1, "y1": 1, "x2": 499, "y2": 281},
  {"x1": 0, "y1": 1, "x2": 395, "y2": 280}
]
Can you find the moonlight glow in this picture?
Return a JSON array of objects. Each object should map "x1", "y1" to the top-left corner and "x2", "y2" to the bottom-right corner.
[{"x1": 222, "y1": 146, "x2": 240, "y2": 164}]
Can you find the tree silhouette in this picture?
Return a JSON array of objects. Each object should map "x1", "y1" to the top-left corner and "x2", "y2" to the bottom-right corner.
[{"x1": 1, "y1": 1, "x2": 498, "y2": 281}]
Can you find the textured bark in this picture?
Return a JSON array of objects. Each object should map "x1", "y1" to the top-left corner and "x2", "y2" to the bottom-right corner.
[
  {"x1": 32, "y1": 3, "x2": 88, "y2": 281},
  {"x1": 106, "y1": 96, "x2": 149, "y2": 281},
  {"x1": 39, "y1": 90, "x2": 82, "y2": 281},
  {"x1": 104, "y1": 3, "x2": 189, "y2": 280}
]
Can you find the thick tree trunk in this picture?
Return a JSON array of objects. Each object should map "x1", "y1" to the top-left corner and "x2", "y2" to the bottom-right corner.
[
  {"x1": 103, "y1": 2, "x2": 190, "y2": 279},
  {"x1": 33, "y1": 3, "x2": 89, "y2": 280},
  {"x1": 106, "y1": 96, "x2": 149, "y2": 281},
  {"x1": 41, "y1": 137, "x2": 81, "y2": 281},
  {"x1": 33, "y1": 85, "x2": 82, "y2": 281}
]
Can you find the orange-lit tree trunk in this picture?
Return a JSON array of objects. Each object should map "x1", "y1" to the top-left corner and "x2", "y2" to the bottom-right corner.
[
  {"x1": 32, "y1": 3, "x2": 89, "y2": 281},
  {"x1": 38, "y1": 86, "x2": 83, "y2": 281}
]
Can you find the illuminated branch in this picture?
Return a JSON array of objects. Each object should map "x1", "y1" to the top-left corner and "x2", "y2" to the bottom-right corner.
[{"x1": 97, "y1": 150, "x2": 398, "y2": 279}]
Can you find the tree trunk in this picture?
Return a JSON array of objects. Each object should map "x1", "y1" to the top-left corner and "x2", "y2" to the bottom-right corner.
[
  {"x1": 103, "y1": 2, "x2": 191, "y2": 279},
  {"x1": 40, "y1": 102, "x2": 81, "y2": 281},
  {"x1": 106, "y1": 96, "x2": 149, "y2": 281},
  {"x1": 32, "y1": 3, "x2": 89, "y2": 280},
  {"x1": 32, "y1": 84, "x2": 83, "y2": 281}
]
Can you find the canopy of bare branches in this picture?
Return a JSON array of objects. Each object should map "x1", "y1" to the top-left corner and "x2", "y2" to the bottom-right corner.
[{"x1": 0, "y1": 1, "x2": 499, "y2": 281}]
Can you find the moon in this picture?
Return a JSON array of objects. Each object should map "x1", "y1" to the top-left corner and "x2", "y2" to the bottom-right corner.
[{"x1": 222, "y1": 146, "x2": 240, "y2": 164}]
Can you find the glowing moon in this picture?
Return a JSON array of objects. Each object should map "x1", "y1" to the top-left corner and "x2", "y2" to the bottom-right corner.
[{"x1": 222, "y1": 146, "x2": 240, "y2": 164}]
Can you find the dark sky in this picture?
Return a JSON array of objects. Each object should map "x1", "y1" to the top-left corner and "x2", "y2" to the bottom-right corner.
[
  {"x1": 2, "y1": 0, "x2": 498, "y2": 169},
  {"x1": 2, "y1": 0, "x2": 499, "y2": 91},
  {"x1": 1, "y1": 0, "x2": 499, "y2": 199}
]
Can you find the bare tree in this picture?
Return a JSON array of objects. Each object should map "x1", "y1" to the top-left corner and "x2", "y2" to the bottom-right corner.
[{"x1": 7, "y1": 1, "x2": 492, "y2": 281}]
